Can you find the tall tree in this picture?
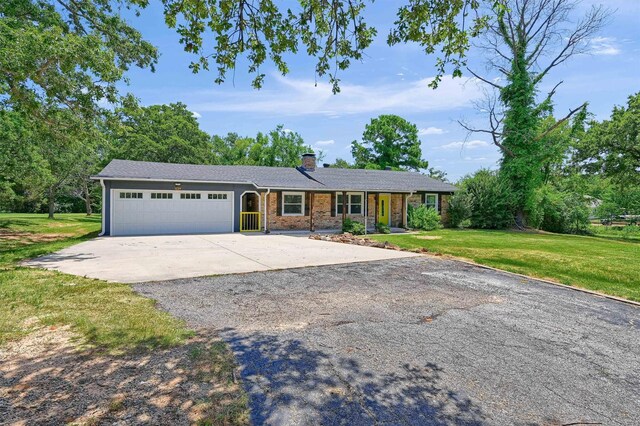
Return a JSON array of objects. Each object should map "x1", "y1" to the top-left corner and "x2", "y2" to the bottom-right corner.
[
  {"x1": 458, "y1": 0, "x2": 608, "y2": 226},
  {"x1": 0, "y1": 0, "x2": 157, "y2": 120},
  {"x1": 0, "y1": 109, "x2": 101, "y2": 218},
  {"x1": 212, "y1": 125, "x2": 322, "y2": 167},
  {"x1": 574, "y1": 93, "x2": 640, "y2": 185},
  {"x1": 109, "y1": 102, "x2": 213, "y2": 164},
  {"x1": 352, "y1": 115, "x2": 428, "y2": 171}
]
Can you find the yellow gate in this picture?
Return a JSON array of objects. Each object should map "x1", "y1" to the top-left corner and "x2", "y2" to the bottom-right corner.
[{"x1": 240, "y1": 212, "x2": 261, "y2": 232}]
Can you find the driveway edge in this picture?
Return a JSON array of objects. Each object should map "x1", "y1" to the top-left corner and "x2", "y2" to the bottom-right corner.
[{"x1": 432, "y1": 254, "x2": 640, "y2": 308}]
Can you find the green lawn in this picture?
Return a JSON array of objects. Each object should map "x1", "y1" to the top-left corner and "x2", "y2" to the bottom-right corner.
[
  {"x1": 0, "y1": 213, "x2": 102, "y2": 266},
  {"x1": 370, "y1": 229, "x2": 640, "y2": 302},
  {"x1": 0, "y1": 213, "x2": 192, "y2": 350}
]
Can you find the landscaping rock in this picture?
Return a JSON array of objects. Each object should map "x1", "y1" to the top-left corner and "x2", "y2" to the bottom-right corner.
[{"x1": 310, "y1": 233, "x2": 403, "y2": 252}]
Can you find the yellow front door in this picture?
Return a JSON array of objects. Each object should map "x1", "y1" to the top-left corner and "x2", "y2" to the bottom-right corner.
[{"x1": 378, "y1": 194, "x2": 390, "y2": 225}]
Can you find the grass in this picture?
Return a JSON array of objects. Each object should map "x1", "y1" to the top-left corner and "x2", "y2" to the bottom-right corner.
[
  {"x1": 370, "y1": 228, "x2": 640, "y2": 302},
  {"x1": 0, "y1": 213, "x2": 249, "y2": 424},
  {"x1": 0, "y1": 213, "x2": 192, "y2": 350},
  {"x1": 0, "y1": 213, "x2": 102, "y2": 266},
  {"x1": 588, "y1": 224, "x2": 640, "y2": 242}
]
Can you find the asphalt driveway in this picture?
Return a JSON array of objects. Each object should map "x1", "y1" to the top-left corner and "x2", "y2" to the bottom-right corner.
[
  {"x1": 134, "y1": 257, "x2": 640, "y2": 426},
  {"x1": 23, "y1": 234, "x2": 416, "y2": 282}
]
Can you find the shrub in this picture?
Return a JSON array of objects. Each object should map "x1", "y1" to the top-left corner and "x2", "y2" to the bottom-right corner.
[
  {"x1": 622, "y1": 224, "x2": 640, "y2": 239},
  {"x1": 531, "y1": 185, "x2": 591, "y2": 234},
  {"x1": 342, "y1": 218, "x2": 365, "y2": 235},
  {"x1": 460, "y1": 169, "x2": 513, "y2": 229},
  {"x1": 447, "y1": 192, "x2": 471, "y2": 228},
  {"x1": 376, "y1": 222, "x2": 391, "y2": 234},
  {"x1": 407, "y1": 204, "x2": 441, "y2": 231},
  {"x1": 564, "y1": 193, "x2": 590, "y2": 233},
  {"x1": 534, "y1": 185, "x2": 567, "y2": 233}
]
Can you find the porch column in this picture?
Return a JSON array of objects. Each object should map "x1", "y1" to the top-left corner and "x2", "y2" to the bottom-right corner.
[
  {"x1": 341, "y1": 191, "x2": 347, "y2": 223},
  {"x1": 374, "y1": 193, "x2": 379, "y2": 225},
  {"x1": 309, "y1": 192, "x2": 315, "y2": 232},
  {"x1": 402, "y1": 193, "x2": 407, "y2": 228},
  {"x1": 264, "y1": 191, "x2": 270, "y2": 233}
]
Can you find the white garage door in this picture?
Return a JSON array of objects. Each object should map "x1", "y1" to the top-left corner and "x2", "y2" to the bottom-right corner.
[{"x1": 111, "y1": 190, "x2": 233, "y2": 236}]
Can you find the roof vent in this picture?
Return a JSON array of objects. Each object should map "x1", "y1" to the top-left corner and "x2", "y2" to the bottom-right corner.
[
  {"x1": 301, "y1": 153, "x2": 316, "y2": 172},
  {"x1": 323, "y1": 163, "x2": 330, "y2": 168}
]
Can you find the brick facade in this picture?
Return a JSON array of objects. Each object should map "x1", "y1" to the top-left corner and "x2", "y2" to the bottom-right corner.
[{"x1": 257, "y1": 191, "x2": 452, "y2": 231}]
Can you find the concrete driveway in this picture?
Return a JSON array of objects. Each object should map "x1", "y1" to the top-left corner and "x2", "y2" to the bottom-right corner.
[
  {"x1": 134, "y1": 257, "x2": 640, "y2": 425},
  {"x1": 23, "y1": 234, "x2": 416, "y2": 283}
]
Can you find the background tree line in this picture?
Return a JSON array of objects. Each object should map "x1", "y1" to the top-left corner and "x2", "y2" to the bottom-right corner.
[
  {"x1": 1, "y1": 0, "x2": 637, "y2": 232},
  {"x1": 0, "y1": 101, "x2": 322, "y2": 217}
]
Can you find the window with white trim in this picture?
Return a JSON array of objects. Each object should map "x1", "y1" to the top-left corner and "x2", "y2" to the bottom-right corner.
[
  {"x1": 282, "y1": 192, "x2": 304, "y2": 216},
  {"x1": 208, "y1": 193, "x2": 228, "y2": 200},
  {"x1": 336, "y1": 192, "x2": 364, "y2": 215},
  {"x1": 180, "y1": 193, "x2": 201, "y2": 200},
  {"x1": 150, "y1": 193, "x2": 173, "y2": 199},
  {"x1": 119, "y1": 192, "x2": 143, "y2": 199},
  {"x1": 425, "y1": 193, "x2": 438, "y2": 211}
]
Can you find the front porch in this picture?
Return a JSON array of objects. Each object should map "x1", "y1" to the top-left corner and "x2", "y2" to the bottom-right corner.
[{"x1": 240, "y1": 190, "x2": 449, "y2": 233}]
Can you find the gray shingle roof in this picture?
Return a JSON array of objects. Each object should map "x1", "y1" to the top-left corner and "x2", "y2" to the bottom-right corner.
[
  {"x1": 95, "y1": 159, "x2": 457, "y2": 192},
  {"x1": 302, "y1": 167, "x2": 457, "y2": 192}
]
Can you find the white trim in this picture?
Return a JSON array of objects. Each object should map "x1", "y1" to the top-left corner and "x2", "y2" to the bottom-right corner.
[
  {"x1": 99, "y1": 179, "x2": 106, "y2": 236},
  {"x1": 336, "y1": 191, "x2": 365, "y2": 216},
  {"x1": 240, "y1": 191, "x2": 262, "y2": 232},
  {"x1": 264, "y1": 189, "x2": 271, "y2": 232},
  {"x1": 240, "y1": 190, "x2": 261, "y2": 212},
  {"x1": 282, "y1": 191, "x2": 305, "y2": 216},
  {"x1": 424, "y1": 193, "x2": 439, "y2": 212},
  {"x1": 110, "y1": 188, "x2": 115, "y2": 236}
]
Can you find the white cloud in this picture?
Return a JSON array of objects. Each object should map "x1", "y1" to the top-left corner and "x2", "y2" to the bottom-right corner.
[
  {"x1": 439, "y1": 140, "x2": 490, "y2": 150},
  {"x1": 418, "y1": 127, "x2": 446, "y2": 135},
  {"x1": 190, "y1": 111, "x2": 202, "y2": 118},
  {"x1": 588, "y1": 37, "x2": 621, "y2": 56},
  {"x1": 189, "y1": 74, "x2": 483, "y2": 116},
  {"x1": 315, "y1": 139, "x2": 335, "y2": 146}
]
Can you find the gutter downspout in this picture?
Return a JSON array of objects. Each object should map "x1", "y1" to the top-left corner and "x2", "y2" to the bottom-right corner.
[
  {"x1": 98, "y1": 179, "x2": 106, "y2": 236},
  {"x1": 264, "y1": 188, "x2": 271, "y2": 233}
]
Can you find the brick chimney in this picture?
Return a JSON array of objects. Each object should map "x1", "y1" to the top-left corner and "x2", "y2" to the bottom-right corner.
[{"x1": 301, "y1": 153, "x2": 316, "y2": 172}]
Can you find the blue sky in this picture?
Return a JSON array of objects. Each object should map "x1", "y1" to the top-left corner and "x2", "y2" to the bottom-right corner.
[{"x1": 121, "y1": 0, "x2": 640, "y2": 181}]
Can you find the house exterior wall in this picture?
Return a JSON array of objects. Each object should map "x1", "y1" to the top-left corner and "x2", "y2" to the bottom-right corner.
[
  {"x1": 101, "y1": 181, "x2": 455, "y2": 235},
  {"x1": 267, "y1": 192, "x2": 383, "y2": 231},
  {"x1": 101, "y1": 179, "x2": 257, "y2": 235},
  {"x1": 440, "y1": 194, "x2": 451, "y2": 225}
]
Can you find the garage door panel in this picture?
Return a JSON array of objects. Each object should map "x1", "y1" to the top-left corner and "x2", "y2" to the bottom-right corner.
[{"x1": 112, "y1": 190, "x2": 233, "y2": 236}]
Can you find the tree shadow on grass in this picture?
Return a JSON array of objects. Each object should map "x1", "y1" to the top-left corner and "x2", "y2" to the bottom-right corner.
[
  {"x1": 223, "y1": 329, "x2": 486, "y2": 425},
  {"x1": 0, "y1": 327, "x2": 248, "y2": 425}
]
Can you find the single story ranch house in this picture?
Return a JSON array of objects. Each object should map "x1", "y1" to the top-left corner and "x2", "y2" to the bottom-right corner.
[{"x1": 93, "y1": 154, "x2": 457, "y2": 236}]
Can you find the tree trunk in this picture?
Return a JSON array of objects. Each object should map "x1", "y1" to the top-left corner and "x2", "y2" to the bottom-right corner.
[
  {"x1": 47, "y1": 187, "x2": 56, "y2": 219},
  {"x1": 515, "y1": 209, "x2": 526, "y2": 229},
  {"x1": 83, "y1": 180, "x2": 92, "y2": 216}
]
